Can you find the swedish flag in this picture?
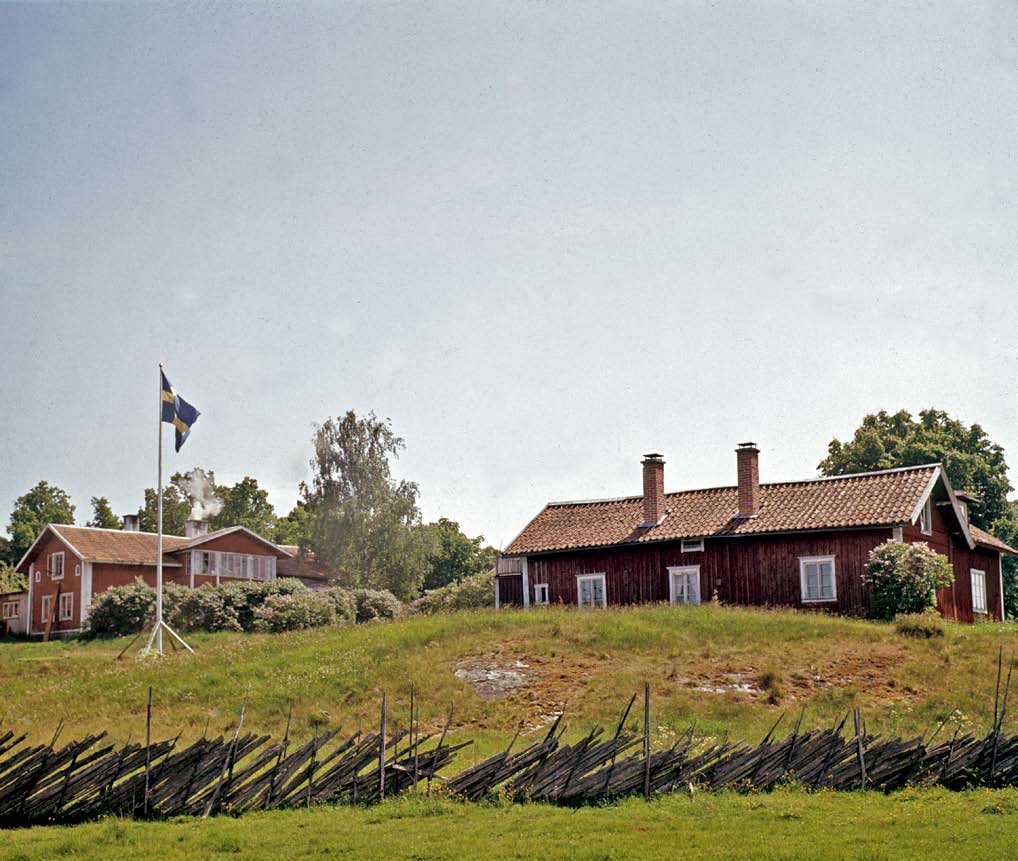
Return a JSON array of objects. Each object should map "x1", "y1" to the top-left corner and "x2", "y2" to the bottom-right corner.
[{"x1": 160, "y1": 370, "x2": 201, "y2": 452}]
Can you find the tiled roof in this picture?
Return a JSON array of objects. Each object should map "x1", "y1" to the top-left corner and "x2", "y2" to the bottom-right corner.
[
  {"x1": 505, "y1": 465, "x2": 940, "y2": 555},
  {"x1": 277, "y1": 547, "x2": 330, "y2": 582},
  {"x1": 51, "y1": 525, "x2": 189, "y2": 566},
  {"x1": 970, "y1": 524, "x2": 1018, "y2": 554}
]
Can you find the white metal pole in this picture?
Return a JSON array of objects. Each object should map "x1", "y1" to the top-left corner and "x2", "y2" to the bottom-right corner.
[{"x1": 156, "y1": 362, "x2": 164, "y2": 655}]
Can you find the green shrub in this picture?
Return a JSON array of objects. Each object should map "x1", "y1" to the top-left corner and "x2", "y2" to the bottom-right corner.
[
  {"x1": 894, "y1": 611, "x2": 946, "y2": 638},
  {"x1": 352, "y1": 589, "x2": 402, "y2": 622},
  {"x1": 166, "y1": 584, "x2": 243, "y2": 633},
  {"x1": 863, "y1": 540, "x2": 953, "y2": 621},
  {"x1": 86, "y1": 579, "x2": 155, "y2": 636},
  {"x1": 252, "y1": 591, "x2": 337, "y2": 633},
  {"x1": 757, "y1": 668, "x2": 784, "y2": 705},
  {"x1": 323, "y1": 587, "x2": 357, "y2": 624},
  {"x1": 414, "y1": 570, "x2": 494, "y2": 615}
]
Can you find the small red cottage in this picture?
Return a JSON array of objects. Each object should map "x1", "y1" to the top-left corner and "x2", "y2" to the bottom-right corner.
[
  {"x1": 13, "y1": 516, "x2": 328, "y2": 637},
  {"x1": 498, "y1": 445, "x2": 1015, "y2": 622}
]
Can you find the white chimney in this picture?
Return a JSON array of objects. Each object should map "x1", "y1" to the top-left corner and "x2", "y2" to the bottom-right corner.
[
  {"x1": 185, "y1": 519, "x2": 209, "y2": 538},
  {"x1": 122, "y1": 514, "x2": 140, "y2": 532}
]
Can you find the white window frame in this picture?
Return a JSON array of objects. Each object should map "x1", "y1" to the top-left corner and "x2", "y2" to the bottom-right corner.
[
  {"x1": 49, "y1": 552, "x2": 65, "y2": 580},
  {"x1": 919, "y1": 498, "x2": 932, "y2": 535},
  {"x1": 534, "y1": 583, "x2": 549, "y2": 605},
  {"x1": 3, "y1": 602, "x2": 19, "y2": 619},
  {"x1": 799, "y1": 555, "x2": 837, "y2": 603},
  {"x1": 668, "y1": 565, "x2": 701, "y2": 605},
  {"x1": 59, "y1": 592, "x2": 74, "y2": 621},
  {"x1": 971, "y1": 568, "x2": 988, "y2": 615},
  {"x1": 41, "y1": 594, "x2": 53, "y2": 621},
  {"x1": 74, "y1": 563, "x2": 81, "y2": 577},
  {"x1": 576, "y1": 573, "x2": 607, "y2": 609},
  {"x1": 680, "y1": 538, "x2": 705, "y2": 553},
  {"x1": 35, "y1": 570, "x2": 41, "y2": 583}
]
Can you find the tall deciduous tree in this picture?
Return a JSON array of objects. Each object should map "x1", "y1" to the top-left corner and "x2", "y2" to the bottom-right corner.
[
  {"x1": 273, "y1": 502, "x2": 311, "y2": 547},
  {"x1": 211, "y1": 476, "x2": 277, "y2": 537},
  {"x1": 7, "y1": 481, "x2": 76, "y2": 562},
  {"x1": 137, "y1": 486, "x2": 191, "y2": 536},
  {"x1": 420, "y1": 518, "x2": 497, "y2": 592},
  {"x1": 818, "y1": 409, "x2": 1011, "y2": 529},
  {"x1": 301, "y1": 411, "x2": 429, "y2": 599},
  {"x1": 86, "y1": 496, "x2": 122, "y2": 529}
]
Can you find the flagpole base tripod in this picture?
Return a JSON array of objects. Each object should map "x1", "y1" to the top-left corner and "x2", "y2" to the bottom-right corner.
[{"x1": 140, "y1": 619, "x2": 194, "y2": 657}]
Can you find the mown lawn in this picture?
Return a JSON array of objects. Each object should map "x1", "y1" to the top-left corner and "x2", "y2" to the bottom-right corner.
[
  {"x1": 5, "y1": 789, "x2": 1018, "y2": 861},
  {"x1": 2, "y1": 604, "x2": 1017, "y2": 763}
]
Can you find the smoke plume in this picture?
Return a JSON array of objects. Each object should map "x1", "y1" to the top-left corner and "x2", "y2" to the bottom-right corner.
[{"x1": 180, "y1": 467, "x2": 223, "y2": 520}]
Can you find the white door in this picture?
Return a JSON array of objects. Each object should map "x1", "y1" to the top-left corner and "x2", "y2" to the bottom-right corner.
[
  {"x1": 669, "y1": 566, "x2": 701, "y2": 605},
  {"x1": 577, "y1": 574, "x2": 606, "y2": 608}
]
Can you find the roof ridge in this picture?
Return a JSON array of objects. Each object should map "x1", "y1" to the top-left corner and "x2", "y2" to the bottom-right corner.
[
  {"x1": 546, "y1": 464, "x2": 942, "y2": 508},
  {"x1": 53, "y1": 523, "x2": 190, "y2": 539}
]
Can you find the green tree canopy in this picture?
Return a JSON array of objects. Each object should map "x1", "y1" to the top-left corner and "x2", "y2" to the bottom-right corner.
[
  {"x1": 0, "y1": 561, "x2": 27, "y2": 594},
  {"x1": 0, "y1": 536, "x2": 12, "y2": 567},
  {"x1": 138, "y1": 486, "x2": 191, "y2": 535},
  {"x1": 273, "y1": 502, "x2": 311, "y2": 547},
  {"x1": 818, "y1": 409, "x2": 1011, "y2": 529},
  {"x1": 420, "y1": 518, "x2": 497, "y2": 592},
  {"x1": 86, "y1": 496, "x2": 122, "y2": 530},
  {"x1": 7, "y1": 480, "x2": 76, "y2": 562},
  {"x1": 211, "y1": 476, "x2": 277, "y2": 537},
  {"x1": 301, "y1": 410, "x2": 430, "y2": 599}
]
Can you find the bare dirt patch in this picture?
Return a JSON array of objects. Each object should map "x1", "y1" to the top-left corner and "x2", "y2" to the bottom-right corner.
[{"x1": 454, "y1": 658, "x2": 534, "y2": 699}]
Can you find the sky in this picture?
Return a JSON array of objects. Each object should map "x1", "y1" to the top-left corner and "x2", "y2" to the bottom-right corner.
[{"x1": 1, "y1": 2, "x2": 1016, "y2": 550}]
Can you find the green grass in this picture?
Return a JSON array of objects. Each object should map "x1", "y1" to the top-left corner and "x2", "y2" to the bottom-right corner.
[
  {"x1": 2, "y1": 604, "x2": 1017, "y2": 763},
  {"x1": 6, "y1": 789, "x2": 1018, "y2": 860}
]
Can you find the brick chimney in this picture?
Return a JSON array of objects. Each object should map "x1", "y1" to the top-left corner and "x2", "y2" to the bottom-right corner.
[
  {"x1": 641, "y1": 453, "x2": 666, "y2": 526},
  {"x1": 185, "y1": 518, "x2": 209, "y2": 538},
  {"x1": 735, "y1": 442, "x2": 760, "y2": 517},
  {"x1": 122, "y1": 514, "x2": 140, "y2": 532}
]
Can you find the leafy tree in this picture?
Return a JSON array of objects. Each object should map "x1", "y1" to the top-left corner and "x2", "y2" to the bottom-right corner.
[
  {"x1": 863, "y1": 540, "x2": 954, "y2": 621},
  {"x1": 138, "y1": 486, "x2": 191, "y2": 535},
  {"x1": 420, "y1": 518, "x2": 497, "y2": 592},
  {"x1": 0, "y1": 536, "x2": 12, "y2": 567},
  {"x1": 7, "y1": 480, "x2": 75, "y2": 562},
  {"x1": 989, "y1": 500, "x2": 1018, "y2": 620},
  {"x1": 274, "y1": 502, "x2": 311, "y2": 547},
  {"x1": 211, "y1": 476, "x2": 277, "y2": 537},
  {"x1": 0, "y1": 561, "x2": 27, "y2": 594},
  {"x1": 819, "y1": 409, "x2": 1011, "y2": 529},
  {"x1": 301, "y1": 410, "x2": 430, "y2": 600},
  {"x1": 86, "y1": 496, "x2": 122, "y2": 529}
]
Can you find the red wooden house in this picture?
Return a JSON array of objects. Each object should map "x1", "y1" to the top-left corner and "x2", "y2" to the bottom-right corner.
[
  {"x1": 13, "y1": 516, "x2": 328, "y2": 637},
  {"x1": 498, "y1": 444, "x2": 1015, "y2": 622}
]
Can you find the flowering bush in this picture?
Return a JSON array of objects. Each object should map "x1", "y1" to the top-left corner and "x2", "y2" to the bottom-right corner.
[
  {"x1": 252, "y1": 591, "x2": 337, "y2": 633},
  {"x1": 166, "y1": 584, "x2": 243, "y2": 633},
  {"x1": 352, "y1": 589, "x2": 403, "y2": 622},
  {"x1": 413, "y1": 570, "x2": 494, "y2": 614},
  {"x1": 323, "y1": 587, "x2": 357, "y2": 624},
  {"x1": 86, "y1": 579, "x2": 155, "y2": 636},
  {"x1": 863, "y1": 540, "x2": 953, "y2": 621}
]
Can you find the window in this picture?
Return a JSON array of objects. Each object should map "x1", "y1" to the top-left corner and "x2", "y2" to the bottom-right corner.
[
  {"x1": 800, "y1": 556, "x2": 837, "y2": 602},
  {"x1": 681, "y1": 539, "x2": 705, "y2": 553},
  {"x1": 74, "y1": 564, "x2": 81, "y2": 577},
  {"x1": 576, "y1": 573, "x2": 607, "y2": 608},
  {"x1": 59, "y1": 592, "x2": 74, "y2": 621},
  {"x1": 35, "y1": 570, "x2": 41, "y2": 583},
  {"x1": 668, "y1": 566, "x2": 701, "y2": 605},
  {"x1": 41, "y1": 595, "x2": 53, "y2": 621},
  {"x1": 919, "y1": 499, "x2": 932, "y2": 535},
  {"x1": 971, "y1": 569, "x2": 988, "y2": 614},
  {"x1": 49, "y1": 552, "x2": 64, "y2": 580},
  {"x1": 534, "y1": 584, "x2": 549, "y2": 605},
  {"x1": 3, "y1": 602, "x2": 19, "y2": 619}
]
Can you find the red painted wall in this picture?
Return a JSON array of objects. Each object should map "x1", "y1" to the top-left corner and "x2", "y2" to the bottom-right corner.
[{"x1": 24, "y1": 530, "x2": 84, "y2": 633}]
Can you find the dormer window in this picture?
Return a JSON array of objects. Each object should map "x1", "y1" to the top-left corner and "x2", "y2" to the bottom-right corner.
[{"x1": 919, "y1": 498, "x2": 932, "y2": 535}]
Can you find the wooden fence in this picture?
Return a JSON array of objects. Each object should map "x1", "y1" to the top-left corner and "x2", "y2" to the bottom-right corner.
[{"x1": 3, "y1": 653, "x2": 1016, "y2": 827}]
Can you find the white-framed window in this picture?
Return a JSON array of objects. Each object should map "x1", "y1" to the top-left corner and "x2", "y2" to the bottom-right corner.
[
  {"x1": 3, "y1": 602, "x2": 19, "y2": 619},
  {"x1": 74, "y1": 563, "x2": 81, "y2": 577},
  {"x1": 192, "y1": 550, "x2": 274, "y2": 581},
  {"x1": 59, "y1": 592, "x2": 74, "y2": 621},
  {"x1": 668, "y1": 566, "x2": 701, "y2": 605},
  {"x1": 35, "y1": 570, "x2": 41, "y2": 583},
  {"x1": 49, "y1": 552, "x2": 65, "y2": 580},
  {"x1": 800, "y1": 555, "x2": 837, "y2": 603},
  {"x1": 919, "y1": 499, "x2": 932, "y2": 535},
  {"x1": 681, "y1": 538, "x2": 705, "y2": 553},
  {"x1": 576, "y1": 573, "x2": 607, "y2": 608},
  {"x1": 971, "y1": 569, "x2": 988, "y2": 614},
  {"x1": 41, "y1": 595, "x2": 53, "y2": 621},
  {"x1": 534, "y1": 583, "x2": 549, "y2": 605}
]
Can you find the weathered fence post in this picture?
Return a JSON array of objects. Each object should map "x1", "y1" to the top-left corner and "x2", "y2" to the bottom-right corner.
[
  {"x1": 143, "y1": 686, "x2": 153, "y2": 815},
  {"x1": 853, "y1": 707, "x2": 867, "y2": 790},
  {"x1": 643, "y1": 682, "x2": 651, "y2": 801},
  {"x1": 379, "y1": 691, "x2": 387, "y2": 799}
]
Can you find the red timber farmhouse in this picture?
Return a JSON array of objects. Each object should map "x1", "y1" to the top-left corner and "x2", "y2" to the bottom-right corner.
[
  {"x1": 5, "y1": 517, "x2": 327, "y2": 637},
  {"x1": 497, "y1": 445, "x2": 1016, "y2": 623}
]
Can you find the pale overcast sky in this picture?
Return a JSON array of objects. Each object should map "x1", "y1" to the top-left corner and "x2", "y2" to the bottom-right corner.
[{"x1": 1, "y1": 2, "x2": 1016, "y2": 549}]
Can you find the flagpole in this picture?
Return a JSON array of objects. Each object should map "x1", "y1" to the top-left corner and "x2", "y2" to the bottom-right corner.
[{"x1": 156, "y1": 362, "x2": 164, "y2": 655}]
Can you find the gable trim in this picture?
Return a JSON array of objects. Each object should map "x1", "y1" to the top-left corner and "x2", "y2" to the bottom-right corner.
[
  {"x1": 14, "y1": 524, "x2": 85, "y2": 573},
  {"x1": 911, "y1": 467, "x2": 975, "y2": 550},
  {"x1": 177, "y1": 525, "x2": 293, "y2": 557}
]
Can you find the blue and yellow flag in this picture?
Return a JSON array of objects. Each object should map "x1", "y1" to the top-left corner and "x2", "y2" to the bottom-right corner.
[{"x1": 160, "y1": 370, "x2": 200, "y2": 452}]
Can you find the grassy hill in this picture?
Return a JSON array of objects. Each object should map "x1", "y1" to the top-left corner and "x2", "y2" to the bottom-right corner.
[{"x1": 3, "y1": 604, "x2": 1017, "y2": 761}]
